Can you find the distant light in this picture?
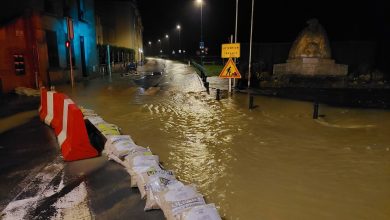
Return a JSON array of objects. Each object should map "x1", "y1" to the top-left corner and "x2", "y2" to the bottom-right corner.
[
  {"x1": 160, "y1": 50, "x2": 163, "y2": 53},
  {"x1": 176, "y1": 25, "x2": 181, "y2": 30},
  {"x1": 165, "y1": 34, "x2": 169, "y2": 39},
  {"x1": 158, "y1": 39, "x2": 161, "y2": 42},
  {"x1": 148, "y1": 41, "x2": 152, "y2": 45},
  {"x1": 196, "y1": 0, "x2": 203, "y2": 5},
  {"x1": 179, "y1": 50, "x2": 182, "y2": 53},
  {"x1": 183, "y1": 50, "x2": 186, "y2": 53}
]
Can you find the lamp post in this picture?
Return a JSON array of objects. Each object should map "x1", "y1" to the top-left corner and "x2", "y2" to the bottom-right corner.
[
  {"x1": 248, "y1": 0, "x2": 254, "y2": 88},
  {"x1": 148, "y1": 41, "x2": 152, "y2": 56},
  {"x1": 165, "y1": 34, "x2": 169, "y2": 55},
  {"x1": 158, "y1": 39, "x2": 161, "y2": 56},
  {"x1": 196, "y1": 0, "x2": 204, "y2": 64},
  {"x1": 176, "y1": 24, "x2": 181, "y2": 52},
  {"x1": 196, "y1": 0, "x2": 203, "y2": 43}
]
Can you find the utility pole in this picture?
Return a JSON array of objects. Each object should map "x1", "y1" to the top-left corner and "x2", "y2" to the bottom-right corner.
[
  {"x1": 248, "y1": 0, "x2": 254, "y2": 89},
  {"x1": 66, "y1": 17, "x2": 74, "y2": 87},
  {"x1": 233, "y1": 0, "x2": 238, "y2": 89}
]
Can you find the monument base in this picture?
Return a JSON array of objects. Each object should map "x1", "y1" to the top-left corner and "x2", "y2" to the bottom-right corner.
[{"x1": 273, "y1": 58, "x2": 348, "y2": 76}]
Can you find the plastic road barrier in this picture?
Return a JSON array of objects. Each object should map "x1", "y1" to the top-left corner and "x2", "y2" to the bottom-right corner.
[
  {"x1": 39, "y1": 88, "x2": 48, "y2": 121},
  {"x1": 51, "y1": 93, "x2": 67, "y2": 135},
  {"x1": 58, "y1": 100, "x2": 98, "y2": 161}
]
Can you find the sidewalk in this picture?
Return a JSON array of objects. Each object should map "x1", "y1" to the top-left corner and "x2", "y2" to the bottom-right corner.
[{"x1": 0, "y1": 94, "x2": 164, "y2": 219}]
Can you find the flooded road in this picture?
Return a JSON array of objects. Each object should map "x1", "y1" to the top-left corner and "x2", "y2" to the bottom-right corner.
[{"x1": 58, "y1": 58, "x2": 390, "y2": 220}]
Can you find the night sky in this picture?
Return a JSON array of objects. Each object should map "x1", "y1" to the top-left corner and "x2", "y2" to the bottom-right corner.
[{"x1": 138, "y1": 0, "x2": 389, "y2": 55}]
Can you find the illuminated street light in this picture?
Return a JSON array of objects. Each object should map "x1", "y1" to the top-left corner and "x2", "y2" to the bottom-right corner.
[
  {"x1": 147, "y1": 41, "x2": 152, "y2": 56},
  {"x1": 157, "y1": 39, "x2": 162, "y2": 57},
  {"x1": 176, "y1": 24, "x2": 181, "y2": 52},
  {"x1": 195, "y1": 0, "x2": 204, "y2": 64},
  {"x1": 165, "y1": 34, "x2": 169, "y2": 39},
  {"x1": 195, "y1": 0, "x2": 204, "y2": 44}
]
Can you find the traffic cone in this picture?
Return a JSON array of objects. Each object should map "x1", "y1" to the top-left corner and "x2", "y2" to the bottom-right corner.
[{"x1": 58, "y1": 102, "x2": 98, "y2": 161}]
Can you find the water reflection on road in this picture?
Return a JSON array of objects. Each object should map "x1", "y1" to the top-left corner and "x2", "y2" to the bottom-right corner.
[{"x1": 59, "y1": 58, "x2": 390, "y2": 220}]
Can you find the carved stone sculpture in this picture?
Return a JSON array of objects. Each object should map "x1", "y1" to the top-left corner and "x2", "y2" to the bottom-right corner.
[
  {"x1": 273, "y1": 19, "x2": 348, "y2": 77},
  {"x1": 288, "y1": 19, "x2": 331, "y2": 59}
]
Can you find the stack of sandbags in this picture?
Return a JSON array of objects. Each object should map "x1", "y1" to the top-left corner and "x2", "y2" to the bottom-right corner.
[
  {"x1": 15, "y1": 87, "x2": 40, "y2": 96},
  {"x1": 82, "y1": 109, "x2": 222, "y2": 220}
]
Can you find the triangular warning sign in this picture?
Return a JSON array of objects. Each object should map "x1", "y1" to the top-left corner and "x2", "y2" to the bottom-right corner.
[{"x1": 219, "y1": 58, "x2": 241, "y2": 78}]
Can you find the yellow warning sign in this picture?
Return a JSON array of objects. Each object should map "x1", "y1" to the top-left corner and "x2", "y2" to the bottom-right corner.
[
  {"x1": 221, "y1": 43, "x2": 240, "y2": 58},
  {"x1": 219, "y1": 58, "x2": 241, "y2": 79}
]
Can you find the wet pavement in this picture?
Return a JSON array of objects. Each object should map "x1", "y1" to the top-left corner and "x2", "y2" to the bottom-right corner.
[
  {"x1": 0, "y1": 93, "x2": 165, "y2": 219},
  {"x1": 57, "y1": 58, "x2": 390, "y2": 220},
  {"x1": 2, "y1": 58, "x2": 390, "y2": 220},
  {"x1": 0, "y1": 95, "x2": 54, "y2": 206}
]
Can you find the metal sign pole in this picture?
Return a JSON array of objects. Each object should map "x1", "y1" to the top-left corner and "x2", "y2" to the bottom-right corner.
[
  {"x1": 233, "y1": 0, "x2": 239, "y2": 89},
  {"x1": 66, "y1": 17, "x2": 75, "y2": 88},
  {"x1": 228, "y1": 35, "x2": 234, "y2": 94},
  {"x1": 107, "y1": 45, "x2": 112, "y2": 77},
  {"x1": 69, "y1": 43, "x2": 74, "y2": 87},
  {"x1": 248, "y1": 0, "x2": 254, "y2": 89}
]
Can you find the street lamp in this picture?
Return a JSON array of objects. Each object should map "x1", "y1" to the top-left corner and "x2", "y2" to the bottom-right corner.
[
  {"x1": 176, "y1": 24, "x2": 181, "y2": 52},
  {"x1": 148, "y1": 41, "x2": 152, "y2": 56},
  {"x1": 158, "y1": 39, "x2": 162, "y2": 57},
  {"x1": 195, "y1": 0, "x2": 203, "y2": 46},
  {"x1": 165, "y1": 34, "x2": 170, "y2": 55}
]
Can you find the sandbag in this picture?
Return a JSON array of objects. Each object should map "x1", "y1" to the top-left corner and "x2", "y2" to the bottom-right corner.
[
  {"x1": 85, "y1": 116, "x2": 106, "y2": 125},
  {"x1": 145, "y1": 179, "x2": 183, "y2": 211},
  {"x1": 156, "y1": 184, "x2": 206, "y2": 220},
  {"x1": 104, "y1": 135, "x2": 138, "y2": 158},
  {"x1": 179, "y1": 204, "x2": 221, "y2": 220},
  {"x1": 137, "y1": 169, "x2": 175, "y2": 199},
  {"x1": 96, "y1": 123, "x2": 121, "y2": 136},
  {"x1": 80, "y1": 108, "x2": 98, "y2": 117},
  {"x1": 125, "y1": 155, "x2": 160, "y2": 187}
]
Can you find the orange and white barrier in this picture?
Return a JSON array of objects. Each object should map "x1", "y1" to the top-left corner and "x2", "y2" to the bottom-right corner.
[
  {"x1": 57, "y1": 100, "x2": 98, "y2": 161},
  {"x1": 39, "y1": 88, "x2": 48, "y2": 121},
  {"x1": 39, "y1": 87, "x2": 56, "y2": 126},
  {"x1": 51, "y1": 93, "x2": 67, "y2": 135},
  {"x1": 44, "y1": 91, "x2": 56, "y2": 126},
  {"x1": 39, "y1": 89, "x2": 98, "y2": 162}
]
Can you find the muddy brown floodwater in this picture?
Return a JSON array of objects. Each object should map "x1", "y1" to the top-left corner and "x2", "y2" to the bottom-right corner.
[{"x1": 58, "y1": 59, "x2": 390, "y2": 220}]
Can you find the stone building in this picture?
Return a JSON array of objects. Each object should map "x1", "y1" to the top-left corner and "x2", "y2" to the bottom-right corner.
[
  {"x1": 0, "y1": 0, "x2": 99, "y2": 93},
  {"x1": 95, "y1": 0, "x2": 144, "y2": 65}
]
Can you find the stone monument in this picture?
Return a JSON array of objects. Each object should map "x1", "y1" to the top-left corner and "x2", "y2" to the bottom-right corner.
[{"x1": 273, "y1": 19, "x2": 348, "y2": 76}]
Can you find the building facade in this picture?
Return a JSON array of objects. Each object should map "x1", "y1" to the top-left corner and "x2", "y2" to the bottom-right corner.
[
  {"x1": 0, "y1": 0, "x2": 99, "y2": 93},
  {"x1": 95, "y1": 0, "x2": 144, "y2": 63}
]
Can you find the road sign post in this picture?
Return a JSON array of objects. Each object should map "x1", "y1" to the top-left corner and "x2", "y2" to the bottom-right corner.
[
  {"x1": 66, "y1": 17, "x2": 74, "y2": 88},
  {"x1": 219, "y1": 58, "x2": 241, "y2": 79},
  {"x1": 221, "y1": 43, "x2": 240, "y2": 59},
  {"x1": 220, "y1": 42, "x2": 241, "y2": 94}
]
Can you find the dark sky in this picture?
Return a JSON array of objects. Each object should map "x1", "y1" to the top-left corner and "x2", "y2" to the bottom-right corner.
[{"x1": 138, "y1": 0, "x2": 388, "y2": 55}]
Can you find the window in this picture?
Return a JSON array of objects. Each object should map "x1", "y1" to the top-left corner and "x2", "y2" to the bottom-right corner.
[
  {"x1": 46, "y1": 30, "x2": 60, "y2": 68},
  {"x1": 13, "y1": 54, "x2": 25, "y2": 75},
  {"x1": 77, "y1": 0, "x2": 85, "y2": 20}
]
